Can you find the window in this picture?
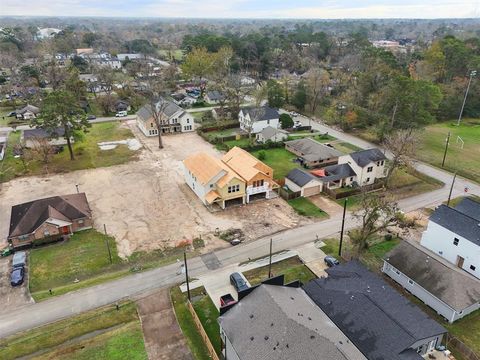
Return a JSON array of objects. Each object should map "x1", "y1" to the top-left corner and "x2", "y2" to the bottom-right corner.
[
  {"x1": 267, "y1": 119, "x2": 270, "y2": 124},
  {"x1": 253, "y1": 179, "x2": 264, "y2": 188},
  {"x1": 367, "y1": 166, "x2": 373, "y2": 173},
  {"x1": 365, "y1": 177, "x2": 370, "y2": 183},
  {"x1": 78, "y1": 219, "x2": 84, "y2": 224},
  {"x1": 210, "y1": 184, "x2": 214, "y2": 188},
  {"x1": 44, "y1": 230, "x2": 50, "y2": 236},
  {"x1": 453, "y1": 238, "x2": 459, "y2": 246},
  {"x1": 350, "y1": 177, "x2": 353, "y2": 181},
  {"x1": 376, "y1": 161, "x2": 380, "y2": 166},
  {"x1": 471, "y1": 265, "x2": 476, "y2": 271},
  {"x1": 186, "y1": 119, "x2": 190, "y2": 124},
  {"x1": 408, "y1": 279, "x2": 414, "y2": 285},
  {"x1": 19, "y1": 235, "x2": 29, "y2": 241},
  {"x1": 150, "y1": 123, "x2": 154, "y2": 127},
  {"x1": 395, "y1": 269, "x2": 400, "y2": 275},
  {"x1": 381, "y1": 160, "x2": 384, "y2": 166}
]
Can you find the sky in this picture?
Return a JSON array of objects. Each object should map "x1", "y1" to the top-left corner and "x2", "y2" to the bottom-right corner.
[{"x1": 1, "y1": 0, "x2": 480, "y2": 19}]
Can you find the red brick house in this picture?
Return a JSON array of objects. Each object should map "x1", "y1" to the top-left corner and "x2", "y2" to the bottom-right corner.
[{"x1": 8, "y1": 193, "x2": 93, "y2": 248}]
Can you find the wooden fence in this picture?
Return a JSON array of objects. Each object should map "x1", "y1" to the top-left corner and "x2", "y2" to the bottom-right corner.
[
  {"x1": 278, "y1": 187, "x2": 301, "y2": 201},
  {"x1": 323, "y1": 182, "x2": 384, "y2": 199},
  {"x1": 186, "y1": 301, "x2": 220, "y2": 360},
  {"x1": 446, "y1": 334, "x2": 480, "y2": 360}
]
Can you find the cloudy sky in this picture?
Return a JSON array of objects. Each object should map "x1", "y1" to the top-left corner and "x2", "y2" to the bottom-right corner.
[{"x1": 1, "y1": 0, "x2": 480, "y2": 18}]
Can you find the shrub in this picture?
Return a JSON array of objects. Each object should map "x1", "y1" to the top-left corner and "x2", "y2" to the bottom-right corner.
[
  {"x1": 280, "y1": 113, "x2": 294, "y2": 129},
  {"x1": 258, "y1": 150, "x2": 266, "y2": 160}
]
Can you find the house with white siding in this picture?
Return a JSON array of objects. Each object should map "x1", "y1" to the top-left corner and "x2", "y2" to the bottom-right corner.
[
  {"x1": 383, "y1": 241, "x2": 480, "y2": 323},
  {"x1": 337, "y1": 148, "x2": 386, "y2": 185},
  {"x1": 420, "y1": 198, "x2": 480, "y2": 280},
  {"x1": 238, "y1": 106, "x2": 279, "y2": 134}
]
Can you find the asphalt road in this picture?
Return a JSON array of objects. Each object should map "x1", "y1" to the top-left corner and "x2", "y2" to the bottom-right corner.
[{"x1": 0, "y1": 113, "x2": 478, "y2": 338}]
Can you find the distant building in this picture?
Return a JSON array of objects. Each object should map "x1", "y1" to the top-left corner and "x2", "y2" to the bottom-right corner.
[
  {"x1": 205, "y1": 90, "x2": 225, "y2": 104},
  {"x1": 16, "y1": 104, "x2": 40, "y2": 120},
  {"x1": 238, "y1": 106, "x2": 279, "y2": 134},
  {"x1": 421, "y1": 197, "x2": 480, "y2": 279},
  {"x1": 285, "y1": 138, "x2": 342, "y2": 168},
  {"x1": 23, "y1": 127, "x2": 73, "y2": 148},
  {"x1": 36, "y1": 27, "x2": 62, "y2": 40},
  {"x1": 255, "y1": 126, "x2": 288, "y2": 143},
  {"x1": 117, "y1": 53, "x2": 144, "y2": 61},
  {"x1": 285, "y1": 168, "x2": 322, "y2": 197}
]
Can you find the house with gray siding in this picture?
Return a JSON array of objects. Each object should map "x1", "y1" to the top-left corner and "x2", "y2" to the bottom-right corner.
[{"x1": 383, "y1": 241, "x2": 480, "y2": 323}]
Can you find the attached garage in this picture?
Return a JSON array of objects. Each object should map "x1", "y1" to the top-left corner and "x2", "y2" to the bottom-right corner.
[{"x1": 285, "y1": 168, "x2": 322, "y2": 197}]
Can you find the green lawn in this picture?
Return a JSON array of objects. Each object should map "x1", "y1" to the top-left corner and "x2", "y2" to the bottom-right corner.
[
  {"x1": 0, "y1": 122, "x2": 139, "y2": 183},
  {"x1": 29, "y1": 229, "x2": 124, "y2": 300},
  {"x1": 158, "y1": 49, "x2": 185, "y2": 61},
  {"x1": 243, "y1": 256, "x2": 317, "y2": 286},
  {"x1": 250, "y1": 147, "x2": 299, "y2": 179},
  {"x1": 191, "y1": 287, "x2": 221, "y2": 355},
  {"x1": 0, "y1": 106, "x2": 16, "y2": 126},
  {"x1": 332, "y1": 141, "x2": 362, "y2": 154},
  {"x1": 417, "y1": 119, "x2": 480, "y2": 182},
  {"x1": 223, "y1": 138, "x2": 251, "y2": 149},
  {"x1": 0, "y1": 301, "x2": 144, "y2": 360},
  {"x1": 170, "y1": 287, "x2": 212, "y2": 360},
  {"x1": 288, "y1": 197, "x2": 328, "y2": 218}
]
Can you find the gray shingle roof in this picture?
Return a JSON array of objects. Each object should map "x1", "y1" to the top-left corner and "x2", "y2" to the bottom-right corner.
[
  {"x1": 286, "y1": 168, "x2": 318, "y2": 187},
  {"x1": 136, "y1": 97, "x2": 184, "y2": 122},
  {"x1": 348, "y1": 149, "x2": 386, "y2": 167},
  {"x1": 206, "y1": 90, "x2": 225, "y2": 101},
  {"x1": 242, "y1": 106, "x2": 279, "y2": 122},
  {"x1": 16, "y1": 104, "x2": 40, "y2": 115},
  {"x1": 303, "y1": 261, "x2": 446, "y2": 360},
  {"x1": 429, "y1": 204, "x2": 480, "y2": 246},
  {"x1": 385, "y1": 241, "x2": 480, "y2": 311},
  {"x1": 454, "y1": 197, "x2": 480, "y2": 222},
  {"x1": 319, "y1": 163, "x2": 356, "y2": 183},
  {"x1": 24, "y1": 127, "x2": 65, "y2": 139},
  {"x1": 260, "y1": 126, "x2": 287, "y2": 140},
  {"x1": 285, "y1": 138, "x2": 342, "y2": 162},
  {"x1": 218, "y1": 284, "x2": 366, "y2": 360}
]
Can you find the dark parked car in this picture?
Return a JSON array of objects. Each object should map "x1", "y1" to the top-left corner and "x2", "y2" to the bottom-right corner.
[
  {"x1": 12, "y1": 251, "x2": 26, "y2": 268},
  {"x1": 7, "y1": 111, "x2": 16, "y2": 117},
  {"x1": 87, "y1": 115, "x2": 96, "y2": 120},
  {"x1": 324, "y1": 256, "x2": 340, "y2": 267},
  {"x1": 230, "y1": 272, "x2": 249, "y2": 292},
  {"x1": 10, "y1": 267, "x2": 25, "y2": 286},
  {"x1": 220, "y1": 293, "x2": 237, "y2": 307}
]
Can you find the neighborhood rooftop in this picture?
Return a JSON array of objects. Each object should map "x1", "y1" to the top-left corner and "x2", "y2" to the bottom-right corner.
[
  {"x1": 218, "y1": 284, "x2": 366, "y2": 360},
  {"x1": 137, "y1": 97, "x2": 185, "y2": 121},
  {"x1": 241, "y1": 106, "x2": 279, "y2": 122},
  {"x1": 453, "y1": 197, "x2": 480, "y2": 222},
  {"x1": 183, "y1": 152, "x2": 240, "y2": 186},
  {"x1": 23, "y1": 127, "x2": 66, "y2": 139},
  {"x1": 385, "y1": 241, "x2": 480, "y2": 311},
  {"x1": 9, "y1": 193, "x2": 91, "y2": 238},
  {"x1": 318, "y1": 163, "x2": 356, "y2": 183},
  {"x1": 285, "y1": 138, "x2": 343, "y2": 162},
  {"x1": 222, "y1": 146, "x2": 273, "y2": 181},
  {"x1": 303, "y1": 261, "x2": 446, "y2": 360},
  {"x1": 348, "y1": 148, "x2": 386, "y2": 167},
  {"x1": 429, "y1": 203, "x2": 480, "y2": 246},
  {"x1": 259, "y1": 126, "x2": 288, "y2": 139},
  {"x1": 286, "y1": 168, "x2": 317, "y2": 187}
]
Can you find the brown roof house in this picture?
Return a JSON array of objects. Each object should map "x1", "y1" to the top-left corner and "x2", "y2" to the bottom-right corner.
[{"x1": 8, "y1": 193, "x2": 93, "y2": 248}]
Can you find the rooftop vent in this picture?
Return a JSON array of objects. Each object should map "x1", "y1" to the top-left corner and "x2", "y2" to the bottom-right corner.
[
  {"x1": 264, "y1": 336, "x2": 269, "y2": 341},
  {"x1": 250, "y1": 314, "x2": 254, "y2": 319},
  {"x1": 250, "y1": 336, "x2": 254, "y2": 341}
]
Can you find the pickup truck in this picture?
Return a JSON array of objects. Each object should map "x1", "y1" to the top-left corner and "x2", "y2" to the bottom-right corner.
[{"x1": 220, "y1": 293, "x2": 237, "y2": 307}]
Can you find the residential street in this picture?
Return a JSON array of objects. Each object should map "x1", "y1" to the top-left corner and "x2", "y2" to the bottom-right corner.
[{"x1": 0, "y1": 116, "x2": 478, "y2": 339}]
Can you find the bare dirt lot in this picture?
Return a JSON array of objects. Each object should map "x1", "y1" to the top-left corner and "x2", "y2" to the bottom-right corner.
[
  {"x1": 0, "y1": 121, "x2": 308, "y2": 258},
  {"x1": 0, "y1": 256, "x2": 33, "y2": 315}
]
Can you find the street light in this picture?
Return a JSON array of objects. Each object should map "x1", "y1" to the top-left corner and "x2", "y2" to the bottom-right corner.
[
  {"x1": 75, "y1": 184, "x2": 79, "y2": 193},
  {"x1": 457, "y1": 70, "x2": 477, "y2": 126}
]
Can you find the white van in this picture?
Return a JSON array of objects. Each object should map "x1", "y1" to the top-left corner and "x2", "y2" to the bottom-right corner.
[{"x1": 115, "y1": 111, "x2": 128, "y2": 117}]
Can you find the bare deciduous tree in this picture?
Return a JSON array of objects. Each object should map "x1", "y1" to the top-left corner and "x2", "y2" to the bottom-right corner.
[{"x1": 26, "y1": 137, "x2": 55, "y2": 173}]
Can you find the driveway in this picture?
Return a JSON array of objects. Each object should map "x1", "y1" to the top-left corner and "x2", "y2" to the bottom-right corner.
[
  {"x1": 0, "y1": 256, "x2": 33, "y2": 316},
  {"x1": 309, "y1": 195, "x2": 344, "y2": 216}
]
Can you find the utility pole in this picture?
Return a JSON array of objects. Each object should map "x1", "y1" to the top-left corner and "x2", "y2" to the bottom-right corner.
[
  {"x1": 103, "y1": 224, "x2": 112, "y2": 264},
  {"x1": 338, "y1": 198, "x2": 347, "y2": 257},
  {"x1": 184, "y1": 250, "x2": 191, "y2": 301},
  {"x1": 441, "y1": 132, "x2": 451, "y2": 168},
  {"x1": 75, "y1": 184, "x2": 79, "y2": 193},
  {"x1": 447, "y1": 172, "x2": 457, "y2": 207},
  {"x1": 268, "y1": 238, "x2": 273, "y2": 278},
  {"x1": 457, "y1": 70, "x2": 477, "y2": 126}
]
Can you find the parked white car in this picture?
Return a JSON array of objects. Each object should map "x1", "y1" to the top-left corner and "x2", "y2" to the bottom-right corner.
[{"x1": 115, "y1": 111, "x2": 128, "y2": 117}]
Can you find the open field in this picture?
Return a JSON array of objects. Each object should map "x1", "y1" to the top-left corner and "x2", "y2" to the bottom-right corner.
[
  {"x1": 416, "y1": 119, "x2": 480, "y2": 183},
  {"x1": 0, "y1": 127, "x2": 307, "y2": 260},
  {"x1": 0, "y1": 121, "x2": 139, "y2": 183},
  {"x1": 29, "y1": 229, "x2": 123, "y2": 300},
  {"x1": 0, "y1": 301, "x2": 146, "y2": 360}
]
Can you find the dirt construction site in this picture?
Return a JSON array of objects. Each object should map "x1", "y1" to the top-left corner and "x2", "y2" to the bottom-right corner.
[{"x1": 0, "y1": 121, "x2": 308, "y2": 258}]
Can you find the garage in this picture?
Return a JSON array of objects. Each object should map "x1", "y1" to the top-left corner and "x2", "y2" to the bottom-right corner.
[
  {"x1": 302, "y1": 184, "x2": 321, "y2": 197},
  {"x1": 224, "y1": 196, "x2": 245, "y2": 208}
]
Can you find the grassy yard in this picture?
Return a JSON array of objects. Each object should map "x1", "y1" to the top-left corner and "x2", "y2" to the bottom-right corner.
[
  {"x1": 0, "y1": 301, "x2": 146, "y2": 360},
  {"x1": 416, "y1": 119, "x2": 480, "y2": 183},
  {"x1": 0, "y1": 106, "x2": 16, "y2": 126},
  {"x1": 158, "y1": 49, "x2": 185, "y2": 61},
  {"x1": 288, "y1": 197, "x2": 328, "y2": 218},
  {"x1": 250, "y1": 147, "x2": 299, "y2": 179},
  {"x1": 170, "y1": 287, "x2": 212, "y2": 360},
  {"x1": 243, "y1": 256, "x2": 317, "y2": 286},
  {"x1": 332, "y1": 141, "x2": 363, "y2": 154},
  {"x1": 191, "y1": 287, "x2": 221, "y2": 355},
  {"x1": 29, "y1": 229, "x2": 124, "y2": 300},
  {"x1": 0, "y1": 122, "x2": 139, "y2": 183}
]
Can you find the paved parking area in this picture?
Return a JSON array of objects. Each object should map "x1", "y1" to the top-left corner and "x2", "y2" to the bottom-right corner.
[{"x1": 0, "y1": 256, "x2": 33, "y2": 315}]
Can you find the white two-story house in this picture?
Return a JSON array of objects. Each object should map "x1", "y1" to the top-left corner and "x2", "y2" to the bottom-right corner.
[
  {"x1": 136, "y1": 98, "x2": 194, "y2": 137},
  {"x1": 338, "y1": 148, "x2": 386, "y2": 185},
  {"x1": 238, "y1": 106, "x2": 279, "y2": 134},
  {"x1": 421, "y1": 198, "x2": 480, "y2": 279}
]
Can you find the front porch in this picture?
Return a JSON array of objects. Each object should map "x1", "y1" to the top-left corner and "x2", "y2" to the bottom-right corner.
[{"x1": 246, "y1": 183, "x2": 270, "y2": 203}]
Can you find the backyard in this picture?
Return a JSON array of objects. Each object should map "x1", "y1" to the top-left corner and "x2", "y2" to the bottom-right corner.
[
  {"x1": 288, "y1": 197, "x2": 329, "y2": 218},
  {"x1": 416, "y1": 119, "x2": 480, "y2": 182},
  {"x1": 0, "y1": 121, "x2": 140, "y2": 183},
  {"x1": 0, "y1": 301, "x2": 147, "y2": 360}
]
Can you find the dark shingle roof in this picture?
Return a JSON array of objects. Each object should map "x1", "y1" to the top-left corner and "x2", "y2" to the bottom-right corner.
[
  {"x1": 16, "y1": 104, "x2": 40, "y2": 115},
  {"x1": 303, "y1": 261, "x2": 446, "y2": 360},
  {"x1": 24, "y1": 127, "x2": 65, "y2": 140},
  {"x1": 319, "y1": 163, "x2": 356, "y2": 183},
  {"x1": 385, "y1": 241, "x2": 480, "y2": 311},
  {"x1": 348, "y1": 149, "x2": 386, "y2": 167},
  {"x1": 9, "y1": 193, "x2": 91, "y2": 238},
  {"x1": 241, "y1": 106, "x2": 279, "y2": 122},
  {"x1": 285, "y1": 138, "x2": 342, "y2": 162},
  {"x1": 206, "y1": 90, "x2": 225, "y2": 101},
  {"x1": 286, "y1": 168, "x2": 318, "y2": 187},
  {"x1": 454, "y1": 197, "x2": 480, "y2": 221},
  {"x1": 218, "y1": 285, "x2": 366, "y2": 360},
  {"x1": 429, "y1": 204, "x2": 480, "y2": 246}
]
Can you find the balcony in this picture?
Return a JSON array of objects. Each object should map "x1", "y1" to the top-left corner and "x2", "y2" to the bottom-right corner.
[{"x1": 246, "y1": 183, "x2": 269, "y2": 195}]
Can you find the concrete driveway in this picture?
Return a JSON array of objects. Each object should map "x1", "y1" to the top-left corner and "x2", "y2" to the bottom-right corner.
[{"x1": 0, "y1": 256, "x2": 33, "y2": 316}]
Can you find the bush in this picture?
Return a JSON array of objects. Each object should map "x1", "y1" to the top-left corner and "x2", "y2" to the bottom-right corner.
[
  {"x1": 258, "y1": 150, "x2": 266, "y2": 160},
  {"x1": 384, "y1": 234, "x2": 393, "y2": 241},
  {"x1": 280, "y1": 113, "x2": 294, "y2": 129}
]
